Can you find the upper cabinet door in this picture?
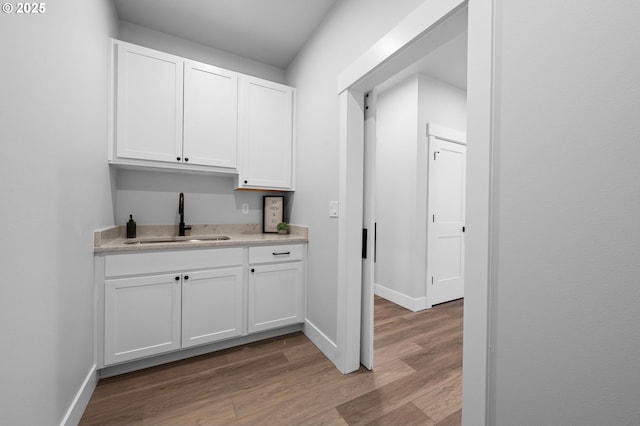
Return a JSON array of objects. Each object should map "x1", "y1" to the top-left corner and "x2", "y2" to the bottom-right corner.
[
  {"x1": 183, "y1": 60, "x2": 238, "y2": 169},
  {"x1": 115, "y1": 42, "x2": 183, "y2": 163},
  {"x1": 238, "y1": 76, "x2": 294, "y2": 190}
]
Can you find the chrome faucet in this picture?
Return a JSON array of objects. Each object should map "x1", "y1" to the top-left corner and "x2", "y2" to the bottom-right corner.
[{"x1": 178, "y1": 192, "x2": 191, "y2": 236}]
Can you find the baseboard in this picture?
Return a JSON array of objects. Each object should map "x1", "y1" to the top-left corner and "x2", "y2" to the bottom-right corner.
[
  {"x1": 375, "y1": 283, "x2": 431, "y2": 312},
  {"x1": 303, "y1": 318, "x2": 338, "y2": 365},
  {"x1": 60, "y1": 364, "x2": 97, "y2": 426}
]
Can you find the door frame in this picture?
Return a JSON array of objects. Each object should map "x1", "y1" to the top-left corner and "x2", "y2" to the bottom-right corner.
[
  {"x1": 360, "y1": 89, "x2": 377, "y2": 370},
  {"x1": 336, "y1": 0, "x2": 495, "y2": 423}
]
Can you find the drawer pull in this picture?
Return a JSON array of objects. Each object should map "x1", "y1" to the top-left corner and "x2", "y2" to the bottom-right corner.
[{"x1": 272, "y1": 251, "x2": 291, "y2": 256}]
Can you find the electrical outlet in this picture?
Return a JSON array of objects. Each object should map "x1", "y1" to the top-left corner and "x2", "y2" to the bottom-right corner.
[
  {"x1": 242, "y1": 203, "x2": 249, "y2": 214},
  {"x1": 329, "y1": 201, "x2": 339, "y2": 218}
]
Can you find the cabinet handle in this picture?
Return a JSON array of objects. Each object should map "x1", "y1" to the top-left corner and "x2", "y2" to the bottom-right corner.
[
  {"x1": 184, "y1": 157, "x2": 189, "y2": 162},
  {"x1": 184, "y1": 275, "x2": 189, "y2": 280},
  {"x1": 244, "y1": 180, "x2": 248, "y2": 184},
  {"x1": 251, "y1": 268, "x2": 255, "y2": 273},
  {"x1": 273, "y1": 252, "x2": 291, "y2": 256},
  {"x1": 176, "y1": 157, "x2": 181, "y2": 162},
  {"x1": 175, "y1": 276, "x2": 180, "y2": 281}
]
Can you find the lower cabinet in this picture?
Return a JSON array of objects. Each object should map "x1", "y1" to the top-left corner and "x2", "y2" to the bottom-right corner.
[
  {"x1": 248, "y1": 262, "x2": 303, "y2": 333},
  {"x1": 181, "y1": 267, "x2": 243, "y2": 348},
  {"x1": 104, "y1": 267, "x2": 243, "y2": 365},
  {"x1": 104, "y1": 273, "x2": 182, "y2": 365},
  {"x1": 99, "y1": 244, "x2": 305, "y2": 368}
]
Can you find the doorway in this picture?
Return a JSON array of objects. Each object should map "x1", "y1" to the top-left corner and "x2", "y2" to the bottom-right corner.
[
  {"x1": 337, "y1": 0, "x2": 494, "y2": 422},
  {"x1": 361, "y1": 3, "x2": 468, "y2": 368}
]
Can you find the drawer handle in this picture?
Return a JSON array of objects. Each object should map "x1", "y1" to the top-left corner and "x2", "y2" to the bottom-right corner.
[{"x1": 273, "y1": 251, "x2": 291, "y2": 256}]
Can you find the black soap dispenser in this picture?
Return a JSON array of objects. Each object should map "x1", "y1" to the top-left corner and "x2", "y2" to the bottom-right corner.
[{"x1": 126, "y1": 214, "x2": 137, "y2": 238}]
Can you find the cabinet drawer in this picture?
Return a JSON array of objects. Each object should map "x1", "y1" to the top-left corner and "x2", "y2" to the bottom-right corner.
[
  {"x1": 249, "y1": 244, "x2": 303, "y2": 264},
  {"x1": 105, "y1": 247, "x2": 243, "y2": 277}
]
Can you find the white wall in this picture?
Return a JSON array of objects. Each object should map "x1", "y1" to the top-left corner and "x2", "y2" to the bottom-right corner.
[
  {"x1": 489, "y1": 1, "x2": 640, "y2": 424},
  {"x1": 119, "y1": 20, "x2": 285, "y2": 83},
  {"x1": 375, "y1": 73, "x2": 466, "y2": 307},
  {"x1": 375, "y1": 76, "x2": 421, "y2": 300},
  {"x1": 417, "y1": 74, "x2": 467, "y2": 134},
  {"x1": 115, "y1": 170, "x2": 279, "y2": 226},
  {"x1": 286, "y1": 0, "x2": 427, "y2": 348},
  {"x1": 0, "y1": 1, "x2": 118, "y2": 424}
]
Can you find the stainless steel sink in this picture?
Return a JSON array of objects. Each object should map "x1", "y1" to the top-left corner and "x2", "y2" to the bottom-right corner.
[{"x1": 123, "y1": 235, "x2": 230, "y2": 245}]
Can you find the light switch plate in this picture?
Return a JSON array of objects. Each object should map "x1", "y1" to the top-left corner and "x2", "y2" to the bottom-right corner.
[
  {"x1": 242, "y1": 203, "x2": 249, "y2": 214},
  {"x1": 329, "y1": 201, "x2": 339, "y2": 218}
]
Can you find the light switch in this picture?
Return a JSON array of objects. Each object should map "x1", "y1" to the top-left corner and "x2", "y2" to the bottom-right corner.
[
  {"x1": 242, "y1": 203, "x2": 249, "y2": 214},
  {"x1": 329, "y1": 201, "x2": 339, "y2": 218}
]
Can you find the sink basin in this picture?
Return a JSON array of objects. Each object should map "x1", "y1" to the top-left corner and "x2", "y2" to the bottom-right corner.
[{"x1": 123, "y1": 235, "x2": 230, "y2": 245}]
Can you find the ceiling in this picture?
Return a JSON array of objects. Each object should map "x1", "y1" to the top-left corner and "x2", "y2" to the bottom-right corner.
[
  {"x1": 114, "y1": 0, "x2": 467, "y2": 89},
  {"x1": 114, "y1": 0, "x2": 338, "y2": 69}
]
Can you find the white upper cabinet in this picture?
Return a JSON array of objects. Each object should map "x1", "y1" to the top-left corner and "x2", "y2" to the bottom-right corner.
[
  {"x1": 111, "y1": 40, "x2": 295, "y2": 188},
  {"x1": 237, "y1": 76, "x2": 294, "y2": 190},
  {"x1": 111, "y1": 41, "x2": 239, "y2": 172},
  {"x1": 183, "y1": 60, "x2": 238, "y2": 168},
  {"x1": 115, "y1": 41, "x2": 184, "y2": 163}
]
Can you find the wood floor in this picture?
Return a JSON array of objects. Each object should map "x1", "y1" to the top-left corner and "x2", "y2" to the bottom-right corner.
[{"x1": 80, "y1": 296, "x2": 463, "y2": 425}]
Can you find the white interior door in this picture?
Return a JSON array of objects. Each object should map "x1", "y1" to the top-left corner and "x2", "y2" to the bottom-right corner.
[{"x1": 427, "y1": 133, "x2": 466, "y2": 305}]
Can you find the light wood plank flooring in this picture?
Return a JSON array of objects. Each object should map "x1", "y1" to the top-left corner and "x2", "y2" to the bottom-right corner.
[{"x1": 80, "y1": 296, "x2": 463, "y2": 425}]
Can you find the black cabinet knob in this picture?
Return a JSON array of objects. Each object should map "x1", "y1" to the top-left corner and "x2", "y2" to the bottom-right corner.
[
  {"x1": 184, "y1": 157, "x2": 189, "y2": 162},
  {"x1": 251, "y1": 268, "x2": 255, "y2": 273},
  {"x1": 175, "y1": 276, "x2": 180, "y2": 281},
  {"x1": 176, "y1": 157, "x2": 181, "y2": 161},
  {"x1": 244, "y1": 180, "x2": 248, "y2": 184},
  {"x1": 184, "y1": 275, "x2": 189, "y2": 280}
]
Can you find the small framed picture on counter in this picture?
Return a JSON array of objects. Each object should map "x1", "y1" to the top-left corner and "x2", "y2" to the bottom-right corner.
[{"x1": 263, "y1": 196, "x2": 284, "y2": 233}]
